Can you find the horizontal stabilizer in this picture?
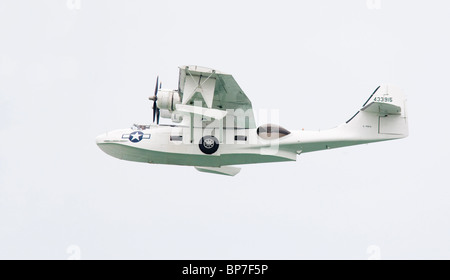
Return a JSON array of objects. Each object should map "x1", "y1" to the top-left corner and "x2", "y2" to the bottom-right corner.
[
  {"x1": 361, "y1": 102, "x2": 402, "y2": 115},
  {"x1": 195, "y1": 166, "x2": 241, "y2": 176}
]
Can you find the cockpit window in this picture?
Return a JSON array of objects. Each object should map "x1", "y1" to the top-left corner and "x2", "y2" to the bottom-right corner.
[
  {"x1": 132, "y1": 124, "x2": 150, "y2": 130},
  {"x1": 257, "y1": 124, "x2": 291, "y2": 140}
]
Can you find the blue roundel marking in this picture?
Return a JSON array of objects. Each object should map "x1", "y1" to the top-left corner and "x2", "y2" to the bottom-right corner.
[{"x1": 129, "y1": 131, "x2": 144, "y2": 143}]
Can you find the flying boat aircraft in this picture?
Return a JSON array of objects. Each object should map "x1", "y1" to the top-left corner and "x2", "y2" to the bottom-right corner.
[{"x1": 96, "y1": 65, "x2": 408, "y2": 176}]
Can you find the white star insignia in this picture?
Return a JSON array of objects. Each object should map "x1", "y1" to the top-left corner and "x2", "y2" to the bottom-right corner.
[{"x1": 131, "y1": 132, "x2": 141, "y2": 141}]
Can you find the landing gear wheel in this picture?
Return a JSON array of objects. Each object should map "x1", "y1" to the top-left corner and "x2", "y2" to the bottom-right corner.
[{"x1": 199, "y1": 136, "x2": 219, "y2": 155}]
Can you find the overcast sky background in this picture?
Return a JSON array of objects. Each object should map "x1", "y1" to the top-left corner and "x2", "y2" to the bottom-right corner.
[{"x1": 1, "y1": 0, "x2": 449, "y2": 260}]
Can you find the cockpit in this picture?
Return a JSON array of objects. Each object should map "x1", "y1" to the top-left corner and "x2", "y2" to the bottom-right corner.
[
  {"x1": 257, "y1": 124, "x2": 291, "y2": 140},
  {"x1": 132, "y1": 124, "x2": 151, "y2": 131}
]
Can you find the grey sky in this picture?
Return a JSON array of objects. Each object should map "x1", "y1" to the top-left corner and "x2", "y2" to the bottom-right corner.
[{"x1": 1, "y1": 0, "x2": 449, "y2": 259}]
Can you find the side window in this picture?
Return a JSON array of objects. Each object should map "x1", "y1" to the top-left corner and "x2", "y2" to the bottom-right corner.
[{"x1": 170, "y1": 136, "x2": 183, "y2": 141}]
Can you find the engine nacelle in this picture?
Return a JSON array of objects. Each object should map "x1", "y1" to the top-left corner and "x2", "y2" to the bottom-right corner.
[
  {"x1": 157, "y1": 89, "x2": 181, "y2": 111},
  {"x1": 159, "y1": 109, "x2": 183, "y2": 123}
]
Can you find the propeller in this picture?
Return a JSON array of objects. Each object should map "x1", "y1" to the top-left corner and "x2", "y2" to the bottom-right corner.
[{"x1": 149, "y1": 76, "x2": 162, "y2": 124}]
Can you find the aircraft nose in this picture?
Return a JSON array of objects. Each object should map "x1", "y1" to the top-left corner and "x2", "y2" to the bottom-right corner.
[{"x1": 96, "y1": 133, "x2": 108, "y2": 145}]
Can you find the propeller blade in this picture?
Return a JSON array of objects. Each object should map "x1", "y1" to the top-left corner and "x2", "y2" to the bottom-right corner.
[
  {"x1": 151, "y1": 76, "x2": 160, "y2": 123},
  {"x1": 151, "y1": 76, "x2": 161, "y2": 124},
  {"x1": 154, "y1": 76, "x2": 159, "y2": 97},
  {"x1": 157, "y1": 108, "x2": 161, "y2": 124}
]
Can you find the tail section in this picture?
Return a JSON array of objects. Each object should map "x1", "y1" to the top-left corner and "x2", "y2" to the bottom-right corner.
[
  {"x1": 345, "y1": 85, "x2": 408, "y2": 140},
  {"x1": 295, "y1": 85, "x2": 408, "y2": 154}
]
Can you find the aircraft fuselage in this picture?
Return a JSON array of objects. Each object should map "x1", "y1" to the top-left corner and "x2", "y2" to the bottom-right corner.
[{"x1": 96, "y1": 125, "x2": 300, "y2": 167}]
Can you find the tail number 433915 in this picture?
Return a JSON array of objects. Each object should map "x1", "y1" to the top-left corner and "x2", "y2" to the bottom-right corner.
[{"x1": 374, "y1": 97, "x2": 393, "y2": 102}]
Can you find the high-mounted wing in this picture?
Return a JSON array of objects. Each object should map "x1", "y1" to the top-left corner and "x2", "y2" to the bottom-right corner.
[{"x1": 178, "y1": 65, "x2": 256, "y2": 129}]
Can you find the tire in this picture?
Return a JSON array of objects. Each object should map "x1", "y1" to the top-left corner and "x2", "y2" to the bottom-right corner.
[{"x1": 199, "y1": 136, "x2": 219, "y2": 155}]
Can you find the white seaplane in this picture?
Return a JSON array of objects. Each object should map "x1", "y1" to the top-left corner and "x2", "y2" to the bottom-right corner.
[{"x1": 96, "y1": 65, "x2": 408, "y2": 176}]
